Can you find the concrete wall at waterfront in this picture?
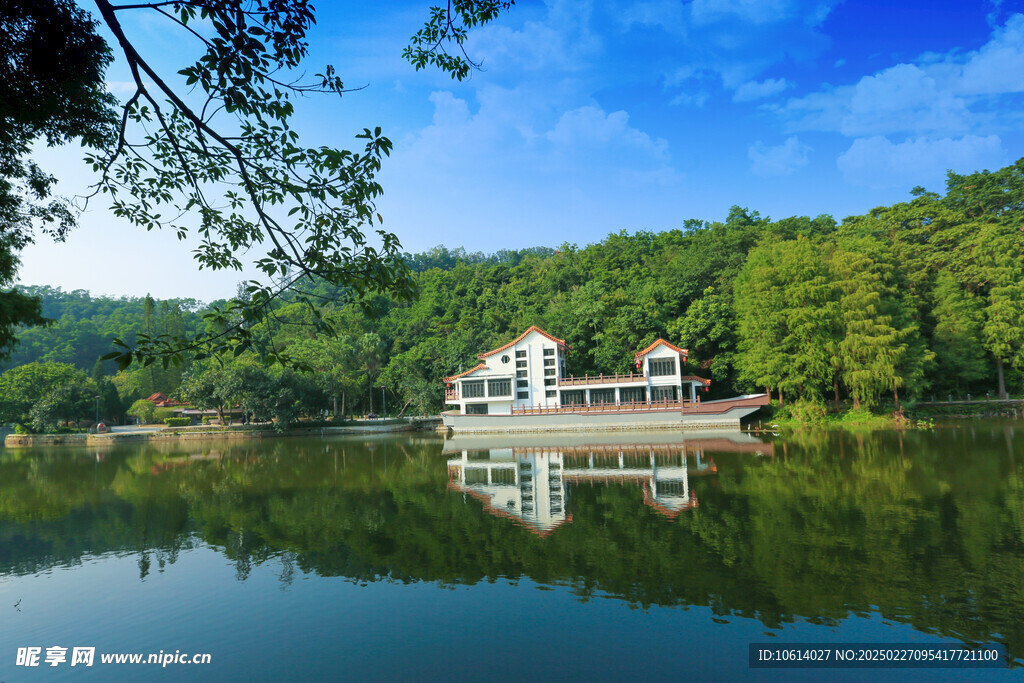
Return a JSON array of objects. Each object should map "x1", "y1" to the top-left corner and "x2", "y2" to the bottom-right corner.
[{"x1": 443, "y1": 408, "x2": 750, "y2": 434}]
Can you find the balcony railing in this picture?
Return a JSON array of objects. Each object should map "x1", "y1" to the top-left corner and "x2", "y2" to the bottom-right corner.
[
  {"x1": 558, "y1": 372, "x2": 647, "y2": 387},
  {"x1": 445, "y1": 389, "x2": 459, "y2": 401},
  {"x1": 511, "y1": 399, "x2": 696, "y2": 415}
]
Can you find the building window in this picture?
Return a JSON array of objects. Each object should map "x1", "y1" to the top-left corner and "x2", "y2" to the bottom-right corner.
[
  {"x1": 561, "y1": 390, "x2": 585, "y2": 406},
  {"x1": 463, "y1": 380, "x2": 485, "y2": 399},
  {"x1": 649, "y1": 358, "x2": 676, "y2": 377},
  {"x1": 543, "y1": 358, "x2": 555, "y2": 367},
  {"x1": 546, "y1": 390, "x2": 557, "y2": 398},
  {"x1": 516, "y1": 350, "x2": 526, "y2": 358},
  {"x1": 500, "y1": 354, "x2": 510, "y2": 364},
  {"x1": 544, "y1": 367, "x2": 556, "y2": 376},
  {"x1": 620, "y1": 386, "x2": 646, "y2": 404},
  {"x1": 466, "y1": 403, "x2": 488, "y2": 415},
  {"x1": 517, "y1": 379, "x2": 528, "y2": 388},
  {"x1": 543, "y1": 348, "x2": 554, "y2": 357},
  {"x1": 544, "y1": 378, "x2": 556, "y2": 387},
  {"x1": 516, "y1": 360, "x2": 527, "y2": 369},
  {"x1": 590, "y1": 388, "x2": 615, "y2": 404},
  {"x1": 651, "y1": 385, "x2": 677, "y2": 402},
  {"x1": 517, "y1": 391, "x2": 529, "y2": 399},
  {"x1": 488, "y1": 378, "x2": 511, "y2": 397},
  {"x1": 516, "y1": 370, "x2": 527, "y2": 378}
]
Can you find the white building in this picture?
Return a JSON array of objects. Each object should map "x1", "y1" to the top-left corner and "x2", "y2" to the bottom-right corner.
[{"x1": 443, "y1": 326, "x2": 711, "y2": 416}]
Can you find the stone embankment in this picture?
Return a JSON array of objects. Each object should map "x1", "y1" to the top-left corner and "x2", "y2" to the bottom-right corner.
[{"x1": 3, "y1": 417, "x2": 441, "y2": 448}]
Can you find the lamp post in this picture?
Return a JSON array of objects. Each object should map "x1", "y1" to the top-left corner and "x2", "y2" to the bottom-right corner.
[{"x1": 95, "y1": 395, "x2": 101, "y2": 424}]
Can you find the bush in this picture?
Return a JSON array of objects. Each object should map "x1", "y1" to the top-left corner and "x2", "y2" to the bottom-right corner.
[
  {"x1": 164, "y1": 417, "x2": 191, "y2": 427},
  {"x1": 154, "y1": 407, "x2": 177, "y2": 422},
  {"x1": 202, "y1": 416, "x2": 215, "y2": 425}
]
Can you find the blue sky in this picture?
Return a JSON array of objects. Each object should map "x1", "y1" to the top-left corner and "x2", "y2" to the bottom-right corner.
[{"x1": 17, "y1": 0, "x2": 1024, "y2": 299}]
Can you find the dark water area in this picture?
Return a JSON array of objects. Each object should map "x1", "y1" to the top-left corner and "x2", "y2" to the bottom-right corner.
[{"x1": 0, "y1": 423, "x2": 1022, "y2": 681}]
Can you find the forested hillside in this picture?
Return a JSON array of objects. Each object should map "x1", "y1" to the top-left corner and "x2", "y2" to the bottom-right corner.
[{"x1": 2, "y1": 159, "x2": 1022, "y2": 428}]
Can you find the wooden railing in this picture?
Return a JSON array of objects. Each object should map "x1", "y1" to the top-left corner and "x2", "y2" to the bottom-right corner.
[
  {"x1": 558, "y1": 372, "x2": 647, "y2": 387},
  {"x1": 511, "y1": 399, "x2": 696, "y2": 415},
  {"x1": 444, "y1": 390, "x2": 459, "y2": 400}
]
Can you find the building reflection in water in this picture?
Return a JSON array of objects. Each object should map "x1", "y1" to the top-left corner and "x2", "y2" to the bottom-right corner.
[{"x1": 444, "y1": 432, "x2": 772, "y2": 535}]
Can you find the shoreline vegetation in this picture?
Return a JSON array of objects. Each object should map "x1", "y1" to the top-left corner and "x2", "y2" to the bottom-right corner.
[
  {"x1": 2, "y1": 160, "x2": 1024, "y2": 435},
  {"x1": 753, "y1": 397, "x2": 1024, "y2": 429}
]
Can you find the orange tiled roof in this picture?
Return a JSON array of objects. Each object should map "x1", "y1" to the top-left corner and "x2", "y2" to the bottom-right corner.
[
  {"x1": 442, "y1": 363, "x2": 487, "y2": 383},
  {"x1": 634, "y1": 339, "x2": 688, "y2": 363},
  {"x1": 478, "y1": 326, "x2": 569, "y2": 359},
  {"x1": 680, "y1": 375, "x2": 712, "y2": 386}
]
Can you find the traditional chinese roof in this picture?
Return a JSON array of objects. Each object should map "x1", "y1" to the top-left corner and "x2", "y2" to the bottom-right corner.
[
  {"x1": 680, "y1": 375, "x2": 712, "y2": 386},
  {"x1": 146, "y1": 392, "x2": 169, "y2": 403},
  {"x1": 630, "y1": 337, "x2": 688, "y2": 368},
  {"x1": 477, "y1": 326, "x2": 570, "y2": 359},
  {"x1": 442, "y1": 363, "x2": 487, "y2": 383}
]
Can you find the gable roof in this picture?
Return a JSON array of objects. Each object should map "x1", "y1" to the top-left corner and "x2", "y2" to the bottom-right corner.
[
  {"x1": 634, "y1": 339, "x2": 688, "y2": 364},
  {"x1": 442, "y1": 363, "x2": 487, "y2": 383},
  {"x1": 478, "y1": 326, "x2": 570, "y2": 359}
]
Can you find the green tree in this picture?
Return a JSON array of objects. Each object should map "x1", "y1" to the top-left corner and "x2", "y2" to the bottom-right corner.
[
  {"x1": 931, "y1": 271, "x2": 990, "y2": 393},
  {"x1": 668, "y1": 286, "x2": 735, "y2": 394},
  {"x1": 0, "y1": 0, "x2": 115, "y2": 358},
  {"x1": 830, "y1": 242, "x2": 927, "y2": 409},
  {"x1": 127, "y1": 398, "x2": 156, "y2": 425},
  {"x1": 0, "y1": 361, "x2": 95, "y2": 430}
]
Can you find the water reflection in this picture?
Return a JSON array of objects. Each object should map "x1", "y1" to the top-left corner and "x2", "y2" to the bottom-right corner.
[
  {"x1": 443, "y1": 432, "x2": 771, "y2": 533},
  {"x1": 1, "y1": 426, "x2": 1023, "y2": 667}
]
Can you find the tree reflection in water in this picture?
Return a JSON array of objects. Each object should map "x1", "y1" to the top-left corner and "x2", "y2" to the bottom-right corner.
[{"x1": 0, "y1": 425, "x2": 1021, "y2": 663}]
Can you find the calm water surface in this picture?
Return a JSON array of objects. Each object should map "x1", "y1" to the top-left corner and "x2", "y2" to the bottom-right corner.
[{"x1": 1, "y1": 423, "x2": 1022, "y2": 681}]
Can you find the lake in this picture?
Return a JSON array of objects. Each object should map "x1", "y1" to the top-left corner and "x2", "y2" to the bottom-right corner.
[{"x1": 1, "y1": 423, "x2": 1022, "y2": 681}]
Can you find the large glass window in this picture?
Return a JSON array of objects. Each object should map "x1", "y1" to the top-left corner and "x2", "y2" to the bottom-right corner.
[
  {"x1": 651, "y1": 385, "x2": 678, "y2": 402},
  {"x1": 517, "y1": 391, "x2": 529, "y2": 400},
  {"x1": 516, "y1": 360, "x2": 527, "y2": 369},
  {"x1": 590, "y1": 388, "x2": 615, "y2": 404},
  {"x1": 543, "y1": 348, "x2": 554, "y2": 356},
  {"x1": 561, "y1": 390, "x2": 585, "y2": 406},
  {"x1": 544, "y1": 367, "x2": 556, "y2": 376},
  {"x1": 462, "y1": 380, "x2": 485, "y2": 399},
  {"x1": 620, "y1": 387, "x2": 646, "y2": 403},
  {"x1": 545, "y1": 390, "x2": 557, "y2": 398},
  {"x1": 488, "y1": 379, "x2": 511, "y2": 397},
  {"x1": 543, "y1": 358, "x2": 555, "y2": 367},
  {"x1": 466, "y1": 403, "x2": 488, "y2": 414},
  {"x1": 517, "y1": 379, "x2": 528, "y2": 388},
  {"x1": 649, "y1": 358, "x2": 677, "y2": 377},
  {"x1": 544, "y1": 378, "x2": 556, "y2": 387},
  {"x1": 515, "y1": 350, "x2": 526, "y2": 358},
  {"x1": 516, "y1": 369, "x2": 527, "y2": 378}
]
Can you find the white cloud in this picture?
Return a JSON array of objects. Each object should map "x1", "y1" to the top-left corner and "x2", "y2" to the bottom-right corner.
[
  {"x1": 748, "y1": 136, "x2": 811, "y2": 176},
  {"x1": 836, "y1": 135, "x2": 1006, "y2": 190},
  {"x1": 546, "y1": 106, "x2": 669, "y2": 161},
  {"x1": 953, "y1": 13, "x2": 1024, "y2": 96},
  {"x1": 779, "y1": 14, "x2": 1024, "y2": 138},
  {"x1": 670, "y1": 89, "x2": 711, "y2": 107},
  {"x1": 470, "y1": 0, "x2": 602, "y2": 73},
  {"x1": 689, "y1": 0, "x2": 833, "y2": 26},
  {"x1": 733, "y1": 77, "x2": 789, "y2": 102}
]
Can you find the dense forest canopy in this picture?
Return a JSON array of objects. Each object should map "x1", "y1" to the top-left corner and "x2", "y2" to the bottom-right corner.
[{"x1": 2, "y1": 159, "x2": 1023, "y2": 427}]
